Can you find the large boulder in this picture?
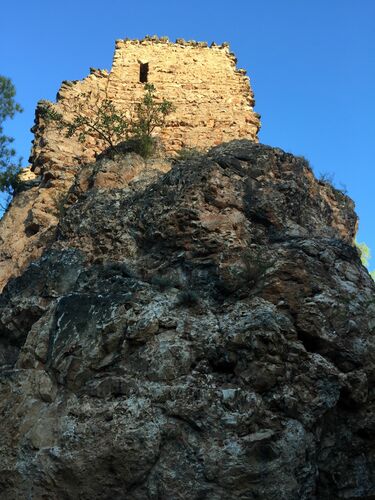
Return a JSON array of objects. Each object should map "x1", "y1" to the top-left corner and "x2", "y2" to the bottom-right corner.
[{"x1": 0, "y1": 141, "x2": 374, "y2": 499}]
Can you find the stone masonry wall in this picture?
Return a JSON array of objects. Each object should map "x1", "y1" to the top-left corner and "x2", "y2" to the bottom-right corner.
[{"x1": 30, "y1": 37, "x2": 260, "y2": 177}]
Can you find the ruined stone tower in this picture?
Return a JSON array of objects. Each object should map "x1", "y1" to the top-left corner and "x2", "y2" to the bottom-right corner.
[
  {"x1": 31, "y1": 37, "x2": 260, "y2": 176},
  {"x1": 0, "y1": 37, "x2": 261, "y2": 291}
]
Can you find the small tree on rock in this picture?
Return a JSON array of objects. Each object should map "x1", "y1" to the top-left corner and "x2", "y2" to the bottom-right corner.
[
  {"x1": 131, "y1": 83, "x2": 175, "y2": 157},
  {"x1": 40, "y1": 94, "x2": 129, "y2": 150},
  {"x1": 40, "y1": 83, "x2": 174, "y2": 159}
]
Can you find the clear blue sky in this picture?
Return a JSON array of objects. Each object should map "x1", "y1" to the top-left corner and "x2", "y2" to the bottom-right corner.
[{"x1": 1, "y1": 0, "x2": 374, "y2": 269}]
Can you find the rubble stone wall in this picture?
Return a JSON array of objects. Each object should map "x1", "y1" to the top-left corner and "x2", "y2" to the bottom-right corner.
[{"x1": 30, "y1": 38, "x2": 260, "y2": 176}]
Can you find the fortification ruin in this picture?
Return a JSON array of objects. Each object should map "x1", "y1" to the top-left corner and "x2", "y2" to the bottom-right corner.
[
  {"x1": 0, "y1": 37, "x2": 261, "y2": 292},
  {"x1": 30, "y1": 37, "x2": 260, "y2": 176}
]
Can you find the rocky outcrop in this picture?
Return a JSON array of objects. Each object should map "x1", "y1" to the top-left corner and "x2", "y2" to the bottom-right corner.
[
  {"x1": 0, "y1": 140, "x2": 374, "y2": 499},
  {"x1": 0, "y1": 150, "x2": 171, "y2": 292}
]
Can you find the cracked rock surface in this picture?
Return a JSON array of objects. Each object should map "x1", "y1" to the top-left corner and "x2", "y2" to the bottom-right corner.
[{"x1": 0, "y1": 140, "x2": 374, "y2": 499}]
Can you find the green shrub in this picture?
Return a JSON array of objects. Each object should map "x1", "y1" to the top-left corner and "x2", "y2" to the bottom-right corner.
[
  {"x1": 128, "y1": 135, "x2": 157, "y2": 159},
  {"x1": 174, "y1": 146, "x2": 205, "y2": 162}
]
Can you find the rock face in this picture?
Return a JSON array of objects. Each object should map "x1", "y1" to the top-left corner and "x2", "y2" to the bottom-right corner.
[
  {"x1": 0, "y1": 140, "x2": 374, "y2": 499},
  {"x1": 0, "y1": 150, "x2": 171, "y2": 292}
]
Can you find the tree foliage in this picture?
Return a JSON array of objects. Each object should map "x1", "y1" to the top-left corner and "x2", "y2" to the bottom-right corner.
[
  {"x1": 40, "y1": 94, "x2": 129, "y2": 149},
  {"x1": 357, "y1": 241, "x2": 370, "y2": 267},
  {"x1": 132, "y1": 84, "x2": 174, "y2": 138},
  {"x1": 40, "y1": 83, "x2": 174, "y2": 158},
  {"x1": 356, "y1": 241, "x2": 375, "y2": 280},
  {"x1": 0, "y1": 76, "x2": 23, "y2": 207}
]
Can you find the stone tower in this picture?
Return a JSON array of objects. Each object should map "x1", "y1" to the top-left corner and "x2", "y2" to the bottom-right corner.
[{"x1": 30, "y1": 37, "x2": 260, "y2": 177}]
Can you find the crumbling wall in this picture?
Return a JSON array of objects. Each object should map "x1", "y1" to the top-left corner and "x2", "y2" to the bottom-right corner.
[{"x1": 30, "y1": 37, "x2": 260, "y2": 177}]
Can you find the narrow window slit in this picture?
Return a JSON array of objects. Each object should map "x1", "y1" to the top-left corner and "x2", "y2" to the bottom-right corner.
[{"x1": 140, "y1": 63, "x2": 149, "y2": 83}]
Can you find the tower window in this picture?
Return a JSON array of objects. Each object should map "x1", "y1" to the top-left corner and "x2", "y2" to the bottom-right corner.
[{"x1": 139, "y1": 62, "x2": 149, "y2": 83}]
